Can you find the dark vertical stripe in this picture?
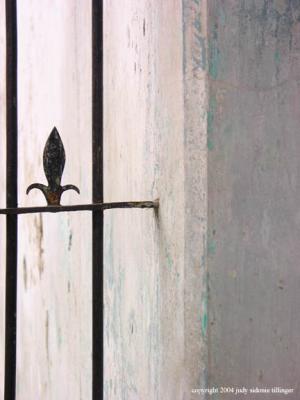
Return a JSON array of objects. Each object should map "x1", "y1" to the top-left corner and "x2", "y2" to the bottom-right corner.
[
  {"x1": 5, "y1": 1, "x2": 18, "y2": 400},
  {"x1": 92, "y1": 1, "x2": 103, "y2": 399}
]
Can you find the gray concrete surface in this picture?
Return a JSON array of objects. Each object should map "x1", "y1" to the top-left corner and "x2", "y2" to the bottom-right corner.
[{"x1": 208, "y1": 1, "x2": 300, "y2": 398}]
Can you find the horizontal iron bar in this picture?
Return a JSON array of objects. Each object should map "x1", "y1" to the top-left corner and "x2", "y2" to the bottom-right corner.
[{"x1": 0, "y1": 200, "x2": 159, "y2": 215}]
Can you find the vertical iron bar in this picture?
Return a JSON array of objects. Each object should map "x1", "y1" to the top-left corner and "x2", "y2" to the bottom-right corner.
[
  {"x1": 5, "y1": 1, "x2": 18, "y2": 399},
  {"x1": 92, "y1": 1, "x2": 103, "y2": 399}
]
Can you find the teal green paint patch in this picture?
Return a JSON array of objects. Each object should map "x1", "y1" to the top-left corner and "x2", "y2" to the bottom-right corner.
[
  {"x1": 166, "y1": 251, "x2": 173, "y2": 268},
  {"x1": 201, "y1": 296, "x2": 208, "y2": 337},
  {"x1": 209, "y1": 44, "x2": 221, "y2": 79},
  {"x1": 274, "y1": 49, "x2": 281, "y2": 65},
  {"x1": 209, "y1": 17, "x2": 220, "y2": 79},
  {"x1": 201, "y1": 233, "x2": 206, "y2": 267},
  {"x1": 207, "y1": 95, "x2": 217, "y2": 150},
  {"x1": 201, "y1": 312, "x2": 208, "y2": 337},
  {"x1": 207, "y1": 238, "x2": 216, "y2": 256},
  {"x1": 207, "y1": 138, "x2": 214, "y2": 151},
  {"x1": 207, "y1": 95, "x2": 217, "y2": 134}
]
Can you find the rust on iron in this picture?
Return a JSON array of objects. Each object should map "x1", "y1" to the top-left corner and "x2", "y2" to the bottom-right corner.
[
  {"x1": 26, "y1": 127, "x2": 80, "y2": 205},
  {"x1": 0, "y1": 200, "x2": 159, "y2": 215}
]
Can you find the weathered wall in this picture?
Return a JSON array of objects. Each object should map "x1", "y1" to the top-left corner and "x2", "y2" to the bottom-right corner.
[
  {"x1": 208, "y1": 1, "x2": 300, "y2": 398},
  {"x1": 16, "y1": 1, "x2": 92, "y2": 398},
  {"x1": 104, "y1": 0, "x2": 206, "y2": 399},
  {"x1": 3, "y1": 0, "x2": 300, "y2": 399},
  {"x1": 1, "y1": 1, "x2": 207, "y2": 399}
]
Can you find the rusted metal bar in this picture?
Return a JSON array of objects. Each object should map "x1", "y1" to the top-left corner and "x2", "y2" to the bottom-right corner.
[
  {"x1": 92, "y1": 0, "x2": 103, "y2": 399},
  {"x1": 5, "y1": 1, "x2": 18, "y2": 399},
  {"x1": 0, "y1": 201, "x2": 158, "y2": 215}
]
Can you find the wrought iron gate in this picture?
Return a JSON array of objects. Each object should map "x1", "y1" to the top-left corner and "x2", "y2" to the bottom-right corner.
[{"x1": 1, "y1": 2, "x2": 158, "y2": 399}]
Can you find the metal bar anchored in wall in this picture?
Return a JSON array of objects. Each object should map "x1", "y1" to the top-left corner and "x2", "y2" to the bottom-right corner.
[
  {"x1": 2, "y1": 1, "x2": 158, "y2": 399},
  {"x1": 92, "y1": 1, "x2": 104, "y2": 398},
  {"x1": 4, "y1": 1, "x2": 18, "y2": 399}
]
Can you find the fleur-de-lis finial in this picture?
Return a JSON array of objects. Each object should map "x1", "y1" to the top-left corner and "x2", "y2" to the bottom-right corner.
[{"x1": 26, "y1": 127, "x2": 80, "y2": 205}]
